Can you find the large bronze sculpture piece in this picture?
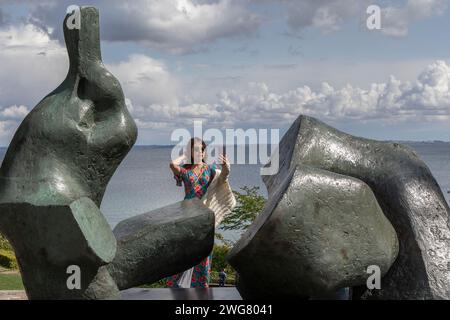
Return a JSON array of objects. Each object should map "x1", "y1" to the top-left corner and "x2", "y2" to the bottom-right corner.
[{"x1": 228, "y1": 116, "x2": 450, "y2": 300}]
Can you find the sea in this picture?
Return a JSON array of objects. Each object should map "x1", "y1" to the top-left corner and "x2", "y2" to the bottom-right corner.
[{"x1": 0, "y1": 142, "x2": 449, "y2": 243}]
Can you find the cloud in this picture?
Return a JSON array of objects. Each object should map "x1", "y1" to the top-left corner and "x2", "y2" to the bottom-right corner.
[
  {"x1": 281, "y1": 0, "x2": 448, "y2": 37},
  {"x1": 283, "y1": 0, "x2": 371, "y2": 34},
  {"x1": 0, "y1": 15, "x2": 67, "y2": 145},
  {"x1": 0, "y1": 118, "x2": 22, "y2": 145},
  {"x1": 0, "y1": 23, "x2": 68, "y2": 107},
  {"x1": 107, "y1": 54, "x2": 180, "y2": 107},
  {"x1": 0, "y1": 19, "x2": 183, "y2": 144},
  {"x1": 379, "y1": 0, "x2": 448, "y2": 37},
  {"x1": 0, "y1": 105, "x2": 30, "y2": 119},
  {"x1": 0, "y1": 3, "x2": 449, "y2": 144},
  {"x1": 7, "y1": 0, "x2": 447, "y2": 58},
  {"x1": 0, "y1": 17, "x2": 181, "y2": 107},
  {"x1": 0, "y1": 105, "x2": 29, "y2": 145},
  {"x1": 127, "y1": 60, "x2": 450, "y2": 134},
  {"x1": 26, "y1": 0, "x2": 261, "y2": 54},
  {"x1": 232, "y1": 60, "x2": 450, "y2": 123}
]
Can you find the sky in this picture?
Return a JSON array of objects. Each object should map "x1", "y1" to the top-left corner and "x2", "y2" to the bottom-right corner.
[{"x1": 0, "y1": 0, "x2": 449, "y2": 146}]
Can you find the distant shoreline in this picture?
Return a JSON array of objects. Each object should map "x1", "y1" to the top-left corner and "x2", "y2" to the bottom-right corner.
[
  {"x1": 136, "y1": 141, "x2": 450, "y2": 147},
  {"x1": 0, "y1": 141, "x2": 449, "y2": 149}
]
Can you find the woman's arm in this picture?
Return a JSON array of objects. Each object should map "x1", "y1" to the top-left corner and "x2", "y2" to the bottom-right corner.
[
  {"x1": 170, "y1": 154, "x2": 187, "y2": 176},
  {"x1": 218, "y1": 154, "x2": 230, "y2": 179}
]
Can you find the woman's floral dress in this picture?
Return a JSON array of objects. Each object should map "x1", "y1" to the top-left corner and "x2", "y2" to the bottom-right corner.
[{"x1": 166, "y1": 162, "x2": 217, "y2": 288}]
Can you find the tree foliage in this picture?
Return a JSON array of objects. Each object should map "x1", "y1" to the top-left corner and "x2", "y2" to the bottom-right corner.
[
  {"x1": 219, "y1": 186, "x2": 266, "y2": 232},
  {"x1": 0, "y1": 233, "x2": 12, "y2": 251}
]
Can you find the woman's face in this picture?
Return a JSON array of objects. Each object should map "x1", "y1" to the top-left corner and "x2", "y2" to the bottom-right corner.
[{"x1": 192, "y1": 141, "x2": 205, "y2": 164}]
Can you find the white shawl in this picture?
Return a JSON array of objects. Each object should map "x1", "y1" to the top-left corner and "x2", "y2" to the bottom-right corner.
[
  {"x1": 202, "y1": 164, "x2": 237, "y2": 228},
  {"x1": 177, "y1": 163, "x2": 237, "y2": 288}
]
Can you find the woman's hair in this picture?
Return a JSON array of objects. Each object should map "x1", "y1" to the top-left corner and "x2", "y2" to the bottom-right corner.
[{"x1": 186, "y1": 137, "x2": 207, "y2": 164}]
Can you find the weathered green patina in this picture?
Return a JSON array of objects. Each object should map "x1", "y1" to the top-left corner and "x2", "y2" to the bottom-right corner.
[
  {"x1": 230, "y1": 115, "x2": 450, "y2": 300},
  {"x1": 228, "y1": 165, "x2": 399, "y2": 299}
]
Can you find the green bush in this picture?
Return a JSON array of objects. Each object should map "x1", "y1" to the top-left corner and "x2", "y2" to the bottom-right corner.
[
  {"x1": 0, "y1": 249, "x2": 18, "y2": 270},
  {"x1": 0, "y1": 233, "x2": 12, "y2": 251},
  {"x1": 212, "y1": 244, "x2": 231, "y2": 272}
]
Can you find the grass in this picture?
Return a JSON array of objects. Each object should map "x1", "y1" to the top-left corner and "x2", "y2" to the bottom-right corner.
[
  {"x1": 0, "y1": 273, "x2": 24, "y2": 291},
  {"x1": 0, "y1": 271, "x2": 236, "y2": 291},
  {"x1": 139, "y1": 279, "x2": 167, "y2": 288}
]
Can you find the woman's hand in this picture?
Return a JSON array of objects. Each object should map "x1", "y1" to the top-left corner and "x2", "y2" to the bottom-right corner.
[
  {"x1": 218, "y1": 154, "x2": 230, "y2": 169},
  {"x1": 170, "y1": 153, "x2": 187, "y2": 175},
  {"x1": 217, "y1": 154, "x2": 231, "y2": 180}
]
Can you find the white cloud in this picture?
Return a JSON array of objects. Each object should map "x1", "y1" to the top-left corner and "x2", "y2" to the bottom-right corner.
[
  {"x1": 0, "y1": 119, "x2": 21, "y2": 145},
  {"x1": 0, "y1": 105, "x2": 30, "y2": 119},
  {"x1": 128, "y1": 60, "x2": 450, "y2": 133},
  {"x1": 27, "y1": 0, "x2": 261, "y2": 53},
  {"x1": 0, "y1": 19, "x2": 181, "y2": 109},
  {"x1": 0, "y1": 23, "x2": 68, "y2": 107},
  {"x1": 107, "y1": 54, "x2": 180, "y2": 108},
  {"x1": 134, "y1": 118, "x2": 171, "y2": 129},
  {"x1": 0, "y1": 3, "x2": 449, "y2": 145},
  {"x1": 0, "y1": 21, "x2": 67, "y2": 145},
  {"x1": 239, "y1": 60, "x2": 450, "y2": 123},
  {"x1": 0, "y1": 20, "x2": 184, "y2": 144},
  {"x1": 0, "y1": 107, "x2": 28, "y2": 144}
]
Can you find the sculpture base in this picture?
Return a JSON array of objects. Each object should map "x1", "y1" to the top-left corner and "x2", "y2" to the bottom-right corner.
[
  {"x1": 0, "y1": 287, "x2": 350, "y2": 300},
  {"x1": 120, "y1": 287, "x2": 242, "y2": 300}
]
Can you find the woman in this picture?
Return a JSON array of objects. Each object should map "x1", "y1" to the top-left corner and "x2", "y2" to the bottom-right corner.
[{"x1": 167, "y1": 137, "x2": 235, "y2": 288}]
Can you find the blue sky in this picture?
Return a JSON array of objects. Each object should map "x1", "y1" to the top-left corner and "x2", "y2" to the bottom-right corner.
[{"x1": 0, "y1": 0, "x2": 449, "y2": 146}]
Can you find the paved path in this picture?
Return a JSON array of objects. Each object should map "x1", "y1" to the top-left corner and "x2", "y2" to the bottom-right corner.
[
  {"x1": 121, "y1": 287, "x2": 242, "y2": 300},
  {"x1": 0, "y1": 290, "x2": 27, "y2": 300},
  {"x1": 0, "y1": 270, "x2": 19, "y2": 275}
]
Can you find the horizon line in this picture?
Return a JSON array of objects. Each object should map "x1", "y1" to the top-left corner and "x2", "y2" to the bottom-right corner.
[{"x1": 0, "y1": 140, "x2": 449, "y2": 149}]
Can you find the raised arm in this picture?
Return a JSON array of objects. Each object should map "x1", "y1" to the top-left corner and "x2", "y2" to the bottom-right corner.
[
  {"x1": 218, "y1": 154, "x2": 231, "y2": 180},
  {"x1": 170, "y1": 154, "x2": 187, "y2": 176}
]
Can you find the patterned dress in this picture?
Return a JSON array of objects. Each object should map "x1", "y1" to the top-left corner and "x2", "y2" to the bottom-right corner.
[{"x1": 167, "y1": 162, "x2": 218, "y2": 288}]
